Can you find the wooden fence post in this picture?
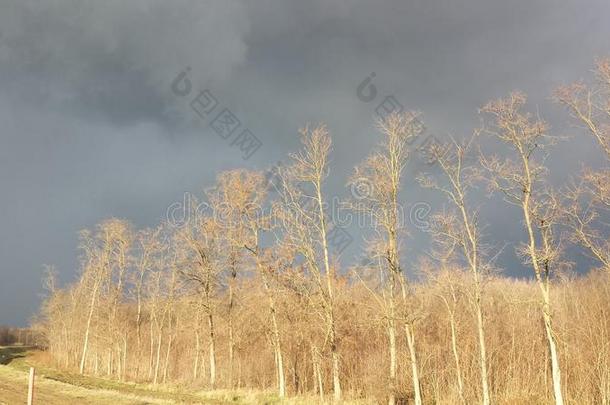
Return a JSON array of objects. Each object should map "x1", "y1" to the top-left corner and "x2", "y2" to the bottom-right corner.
[{"x1": 27, "y1": 367, "x2": 35, "y2": 405}]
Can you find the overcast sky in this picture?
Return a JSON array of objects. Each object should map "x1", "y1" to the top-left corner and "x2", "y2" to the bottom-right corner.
[{"x1": 1, "y1": 0, "x2": 609, "y2": 326}]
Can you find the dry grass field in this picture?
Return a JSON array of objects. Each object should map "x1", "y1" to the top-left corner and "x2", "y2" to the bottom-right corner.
[
  {"x1": 0, "y1": 346, "x2": 191, "y2": 404},
  {"x1": 0, "y1": 347, "x2": 372, "y2": 405}
]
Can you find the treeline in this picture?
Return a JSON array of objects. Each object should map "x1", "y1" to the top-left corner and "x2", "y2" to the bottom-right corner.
[
  {"x1": 37, "y1": 59, "x2": 610, "y2": 404},
  {"x1": 0, "y1": 326, "x2": 38, "y2": 346}
]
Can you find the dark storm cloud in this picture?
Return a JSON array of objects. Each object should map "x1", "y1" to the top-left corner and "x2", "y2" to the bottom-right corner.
[
  {"x1": 0, "y1": 1, "x2": 249, "y2": 126},
  {"x1": 1, "y1": 0, "x2": 609, "y2": 325}
]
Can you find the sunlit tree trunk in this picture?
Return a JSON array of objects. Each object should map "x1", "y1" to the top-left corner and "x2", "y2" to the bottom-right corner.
[
  {"x1": 208, "y1": 312, "x2": 216, "y2": 388},
  {"x1": 315, "y1": 178, "x2": 342, "y2": 401},
  {"x1": 481, "y1": 92, "x2": 565, "y2": 405},
  {"x1": 153, "y1": 329, "x2": 162, "y2": 386},
  {"x1": 312, "y1": 345, "x2": 324, "y2": 402},
  {"x1": 403, "y1": 309, "x2": 423, "y2": 405},
  {"x1": 162, "y1": 328, "x2": 174, "y2": 384},
  {"x1": 388, "y1": 285, "x2": 398, "y2": 405},
  {"x1": 264, "y1": 275, "x2": 286, "y2": 397},
  {"x1": 227, "y1": 266, "x2": 236, "y2": 388},
  {"x1": 193, "y1": 328, "x2": 201, "y2": 381},
  {"x1": 79, "y1": 275, "x2": 100, "y2": 375},
  {"x1": 148, "y1": 316, "x2": 155, "y2": 380},
  {"x1": 523, "y1": 194, "x2": 564, "y2": 405}
]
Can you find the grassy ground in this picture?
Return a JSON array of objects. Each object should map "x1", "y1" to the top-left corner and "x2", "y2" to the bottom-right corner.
[
  {"x1": 0, "y1": 346, "x2": 186, "y2": 404},
  {"x1": 0, "y1": 347, "x2": 368, "y2": 405}
]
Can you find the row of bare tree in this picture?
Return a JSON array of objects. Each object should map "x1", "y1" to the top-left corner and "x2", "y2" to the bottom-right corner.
[
  {"x1": 36, "y1": 59, "x2": 610, "y2": 404},
  {"x1": 0, "y1": 326, "x2": 38, "y2": 346}
]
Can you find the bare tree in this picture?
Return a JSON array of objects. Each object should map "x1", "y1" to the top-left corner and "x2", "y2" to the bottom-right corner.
[
  {"x1": 175, "y1": 204, "x2": 223, "y2": 388},
  {"x1": 77, "y1": 219, "x2": 131, "y2": 375},
  {"x1": 555, "y1": 58, "x2": 610, "y2": 271},
  {"x1": 130, "y1": 226, "x2": 163, "y2": 379},
  {"x1": 349, "y1": 112, "x2": 423, "y2": 405},
  {"x1": 104, "y1": 219, "x2": 133, "y2": 381},
  {"x1": 145, "y1": 242, "x2": 179, "y2": 386},
  {"x1": 77, "y1": 231, "x2": 104, "y2": 375},
  {"x1": 275, "y1": 125, "x2": 343, "y2": 400},
  {"x1": 419, "y1": 136, "x2": 492, "y2": 404},
  {"x1": 35, "y1": 66, "x2": 610, "y2": 402},
  {"x1": 421, "y1": 257, "x2": 467, "y2": 405},
  {"x1": 207, "y1": 171, "x2": 251, "y2": 388},
  {"x1": 214, "y1": 169, "x2": 291, "y2": 398},
  {"x1": 37, "y1": 212, "x2": 610, "y2": 404},
  {"x1": 480, "y1": 92, "x2": 565, "y2": 405},
  {"x1": 554, "y1": 58, "x2": 610, "y2": 159}
]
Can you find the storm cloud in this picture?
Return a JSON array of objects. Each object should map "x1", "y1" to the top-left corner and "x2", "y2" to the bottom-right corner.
[{"x1": 1, "y1": 0, "x2": 609, "y2": 325}]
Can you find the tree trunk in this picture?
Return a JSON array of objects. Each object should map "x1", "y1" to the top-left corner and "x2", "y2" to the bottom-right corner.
[
  {"x1": 263, "y1": 273, "x2": 286, "y2": 398},
  {"x1": 228, "y1": 273, "x2": 236, "y2": 389},
  {"x1": 194, "y1": 330, "x2": 201, "y2": 381},
  {"x1": 148, "y1": 319, "x2": 155, "y2": 380},
  {"x1": 330, "y1": 322, "x2": 342, "y2": 401},
  {"x1": 273, "y1": 324, "x2": 286, "y2": 398},
  {"x1": 316, "y1": 183, "x2": 342, "y2": 401},
  {"x1": 312, "y1": 346, "x2": 324, "y2": 402},
  {"x1": 399, "y1": 275, "x2": 423, "y2": 405},
  {"x1": 122, "y1": 334, "x2": 128, "y2": 382},
  {"x1": 116, "y1": 344, "x2": 122, "y2": 380},
  {"x1": 405, "y1": 323, "x2": 423, "y2": 405},
  {"x1": 388, "y1": 310, "x2": 398, "y2": 405},
  {"x1": 542, "y1": 297, "x2": 564, "y2": 405},
  {"x1": 522, "y1": 189, "x2": 564, "y2": 405},
  {"x1": 208, "y1": 313, "x2": 216, "y2": 388},
  {"x1": 475, "y1": 299, "x2": 490, "y2": 405},
  {"x1": 153, "y1": 330, "x2": 162, "y2": 386},
  {"x1": 79, "y1": 285, "x2": 98, "y2": 375},
  {"x1": 162, "y1": 332, "x2": 173, "y2": 384},
  {"x1": 448, "y1": 311, "x2": 465, "y2": 404},
  {"x1": 107, "y1": 349, "x2": 113, "y2": 376},
  {"x1": 228, "y1": 314, "x2": 234, "y2": 388}
]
